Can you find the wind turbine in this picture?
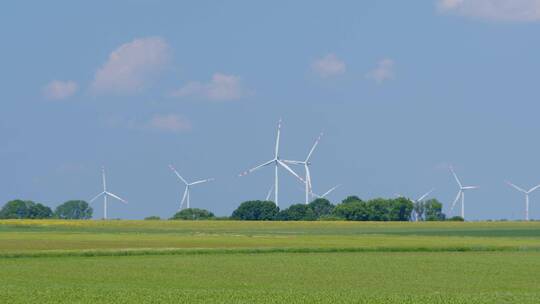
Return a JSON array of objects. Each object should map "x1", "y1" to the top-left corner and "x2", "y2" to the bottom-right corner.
[
  {"x1": 506, "y1": 181, "x2": 540, "y2": 221},
  {"x1": 169, "y1": 165, "x2": 214, "y2": 210},
  {"x1": 90, "y1": 166, "x2": 127, "y2": 220},
  {"x1": 408, "y1": 189, "x2": 435, "y2": 222},
  {"x1": 310, "y1": 185, "x2": 340, "y2": 200},
  {"x1": 239, "y1": 119, "x2": 304, "y2": 207},
  {"x1": 283, "y1": 132, "x2": 323, "y2": 204},
  {"x1": 449, "y1": 166, "x2": 479, "y2": 219}
]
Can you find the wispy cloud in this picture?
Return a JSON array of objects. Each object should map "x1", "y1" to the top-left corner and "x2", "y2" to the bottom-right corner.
[
  {"x1": 42, "y1": 80, "x2": 78, "y2": 100},
  {"x1": 145, "y1": 114, "x2": 191, "y2": 133},
  {"x1": 366, "y1": 59, "x2": 395, "y2": 84},
  {"x1": 438, "y1": 0, "x2": 540, "y2": 21},
  {"x1": 171, "y1": 73, "x2": 246, "y2": 101},
  {"x1": 91, "y1": 37, "x2": 170, "y2": 94},
  {"x1": 311, "y1": 54, "x2": 346, "y2": 77}
]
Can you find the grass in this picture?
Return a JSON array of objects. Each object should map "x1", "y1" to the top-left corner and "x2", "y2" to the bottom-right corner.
[{"x1": 0, "y1": 220, "x2": 539, "y2": 303}]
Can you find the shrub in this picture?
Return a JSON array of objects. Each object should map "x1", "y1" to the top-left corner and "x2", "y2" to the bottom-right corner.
[
  {"x1": 171, "y1": 208, "x2": 215, "y2": 220},
  {"x1": 231, "y1": 200, "x2": 279, "y2": 220}
]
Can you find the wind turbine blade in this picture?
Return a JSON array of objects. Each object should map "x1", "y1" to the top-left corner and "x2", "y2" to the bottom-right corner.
[
  {"x1": 278, "y1": 160, "x2": 305, "y2": 183},
  {"x1": 417, "y1": 188, "x2": 435, "y2": 202},
  {"x1": 305, "y1": 165, "x2": 312, "y2": 192},
  {"x1": 450, "y1": 166, "x2": 462, "y2": 188},
  {"x1": 305, "y1": 132, "x2": 323, "y2": 162},
  {"x1": 239, "y1": 159, "x2": 274, "y2": 176},
  {"x1": 321, "y1": 185, "x2": 340, "y2": 198},
  {"x1": 180, "y1": 187, "x2": 188, "y2": 209},
  {"x1": 281, "y1": 159, "x2": 303, "y2": 165},
  {"x1": 106, "y1": 192, "x2": 128, "y2": 204},
  {"x1": 169, "y1": 165, "x2": 188, "y2": 185},
  {"x1": 528, "y1": 184, "x2": 540, "y2": 193},
  {"x1": 90, "y1": 192, "x2": 105, "y2": 203},
  {"x1": 506, "y1": 181, "x2": 526, "y2": 193},
  {"x1": 450, "y1": 191, "x2": 461, "y2": 211},
  {"x1": 274, "y1": 119, "x2": 282, "y2": 159},
  {"x1": 190, "y1": 178, "x2": 214, "y2": 186},
  {"x1": 462, "y1": 186, "x2": 479, "y2": 190},
  {"x1": 265, "y1": 185, "x2": 274, "y2": 201}
]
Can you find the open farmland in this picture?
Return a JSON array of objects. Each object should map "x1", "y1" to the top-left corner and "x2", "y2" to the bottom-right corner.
[{"x1": 0, "y1": 220, "x2": 539, "y2": 303}]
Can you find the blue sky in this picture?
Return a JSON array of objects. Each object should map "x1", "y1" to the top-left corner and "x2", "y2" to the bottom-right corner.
[{"x1": 2, "y1": 0, "x2": 540, "y2": 219}]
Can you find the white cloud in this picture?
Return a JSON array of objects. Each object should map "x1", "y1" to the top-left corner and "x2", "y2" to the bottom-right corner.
[
  {"x1": 171, "y1": 73, "x2": 246, "y2": 101},
  {"x1": 438, "y1": 0, "x2": 540, "y2": 21},
  {"x1": 366, "y1": 59, "x2": 395, "y2": 84},
  {"x1": 91, "y1": 37, "x2": 170, "y2": 94},
  {"x1": 42, "y1": 80, "x2": 78, "y2": 100},
  {"x1": 311, "y1": 54, "x2": 346, "y2": 77},
  {"x1": 145, "y1": 114, "x2": 191, "y2": 133}
]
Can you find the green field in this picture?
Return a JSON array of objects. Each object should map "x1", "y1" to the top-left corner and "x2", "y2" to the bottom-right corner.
[{"x1": 1, "y1": 220, "x2": 539, "y2": 303}]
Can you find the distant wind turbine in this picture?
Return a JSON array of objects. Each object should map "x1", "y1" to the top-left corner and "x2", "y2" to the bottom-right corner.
[
  {"x1": 449, "y1": 166, "x2": 479, "y2": 219},
  {"x1": 506, "y1": 181, "x2": 540, "y2": 221},
  {"x1": 169, "y1": 165, "x2": 214, "y2": 210},
  {"x1": 90, "y1": 166, "x2": 127, "y2": 220},
  {"x1": 283, "y1": 132, "x2": 323, "y2": 204},
  {"x1": 239, "y1": 119, "x2": 304, "y2": 207}
]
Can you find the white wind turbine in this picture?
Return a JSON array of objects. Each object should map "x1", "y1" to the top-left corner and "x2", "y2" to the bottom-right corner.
[
  {"x1": 283, "y1": 133, "x2": 323, "y2": 204},
  {"x1": 169, "y1": 165, "x2": 214, "y2": 210},
  {"x1": 449, "y1": 166, "x2": 479, "y2": 219},
  {"x1": 407, "y1": 189, "x2": 435, "y2": 222},
  {"x1": 90, "y1": 166, "x2": 127, "y2": 220},
  {"x1": 310, "y1": 185, "x2": 340, "y2": 200},
  {"x1": 506, "y1": 181, "x2": 540, "y2": 221},
  {"x1": 239, "y1": 119, "x2": 304, "y2": 207}
]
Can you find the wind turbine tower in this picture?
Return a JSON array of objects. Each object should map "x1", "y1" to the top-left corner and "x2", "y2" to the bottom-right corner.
[{"x1": 90, "y1": 166, "x2": 127, "y2": 219}]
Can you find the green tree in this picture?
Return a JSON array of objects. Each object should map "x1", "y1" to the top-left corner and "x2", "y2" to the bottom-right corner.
[
  {"x1": 54, "y1": 200, "x2": 93, "y2": 219},
  {"x1": 278, "y1": 204, "x2": 316, "y2": 221},
  {"x1": 29, "y1": 203, "x2": 53, "y2": 219},
  {"x1": 231, "y1": 200, "x2": 279, "y2": 220},
  {"x1": 447, "y1": 216, "x2": 464, "y2": 222},
  {"x1": 367, "y1": 198, "x2": 392, "y2": 221},
  {"x1": 389, "y1": 197, "x2": 414, "y2": 221},
  {"x1": 333, "y1": 200, "x2": 369, "y2": 221},
  {"x1": 171, "y1": 208, "x2": 215, "y2": 220},
  {"x1": 341, "y1": 195, "x2": 362, "y2": 204},
  {"x1": 0, "y1": 200, "x2": 36, "y2": 219},
  {"x1": 308, "y1": 198, "x2": 335, "y2": 218},
  {"x1": 423, "y1": 199, "x2": 445, "y2": 221}
]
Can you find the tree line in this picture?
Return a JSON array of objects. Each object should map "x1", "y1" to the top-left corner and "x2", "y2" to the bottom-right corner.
[{"x1": 0, "y1": 196, "x2": 454, "y2": 221}]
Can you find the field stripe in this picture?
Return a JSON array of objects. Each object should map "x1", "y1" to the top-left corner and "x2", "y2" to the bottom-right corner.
[{"x1": 1, "y1": 245, "x2": 540, "y2": 259}]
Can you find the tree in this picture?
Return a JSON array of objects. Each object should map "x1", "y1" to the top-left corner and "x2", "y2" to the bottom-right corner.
[
  {"x1": 54, "y1": 200, "x2": 93, "y2": 219},
  {"x1": 29, "y1": 203, "x2": 53, "y2": 219},
  {"x1": 171, "y1": 208, "x2": 215, "y2": 220},
  {"x1": 389, "y1": 197, "x2": 414, "y2": 221},
  {"x1": 144, "y1": 216, "x2": 161, "y2": 220},
  {"x1": 278, "y1": 204, "x2": 316, "y2": 221},
  {"x1": 341, "y1": 196, "x2": 362, "y2": 204},
  {"x1": 333, "y1": 200, "x2": 369, "y2": 221},
  {"x1": 367, "y1": 198, "x2": 392, "y2": 221},
  {"x1": 447, "y1": 216, "x2": 464, "y2": 222},
  {"x1": 308, "y1": 198, "x2": 335, "y2": 218},
  {"x1": 0, "y1": 200, "x2": 36, "y2": 219},
  {"x1": 423, "y1": 199, "x2": 445, "y2": 221},
  {"x1": 231, "y1": 200, "x2": 279, "y2": 220}
]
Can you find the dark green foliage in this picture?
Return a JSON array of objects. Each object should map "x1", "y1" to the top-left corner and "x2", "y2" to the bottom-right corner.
[
  {"x1": 29, "y1": 203, "x2": 53, "y2": 219},
  {"x1": 144, "y1": 216, "x2": 161, "y2": 220},
  {"x1": 231, "y1": 201, "x2": 279, "y2": 220},
  {"x1": 0, "y1": 200, "x2": 35, "y2": 219},
  {"x1": 308, "y1": 198, "x2": 335, "y2": 218},
  {"x1": 423, "y1": 199, "x2": 446, "y2": 221},
  {"x1": 278, "y1": 204, "x2": 316, "y2": 221},
  {"x1": 448, "y1": 216, "x2": 465, "y2": 222},
  {"x1": 171, "y1": 208, "x2": 215, "y2": 220},
  {"x1": 0, "y1": 200, "x2": 52, "y2": 219},
  {"x1": 341, "y1": 196, "x2": 362, "y2": 204},
  {"x1": 333, "y1": 199, "x2": 369, "y2": 221},
  {"x1": 54, "y1": 200, "x2": 93, "y2": 219}
]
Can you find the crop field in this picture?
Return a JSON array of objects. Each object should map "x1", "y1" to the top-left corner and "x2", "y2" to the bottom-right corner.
[{"x1": 0, "y1": 220, "x2": 539, "y2": 303}]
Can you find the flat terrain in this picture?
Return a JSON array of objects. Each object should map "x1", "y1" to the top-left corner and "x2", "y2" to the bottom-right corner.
[{"x1": 0, "y1": 220, "x2": 539, "y2": 303}]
